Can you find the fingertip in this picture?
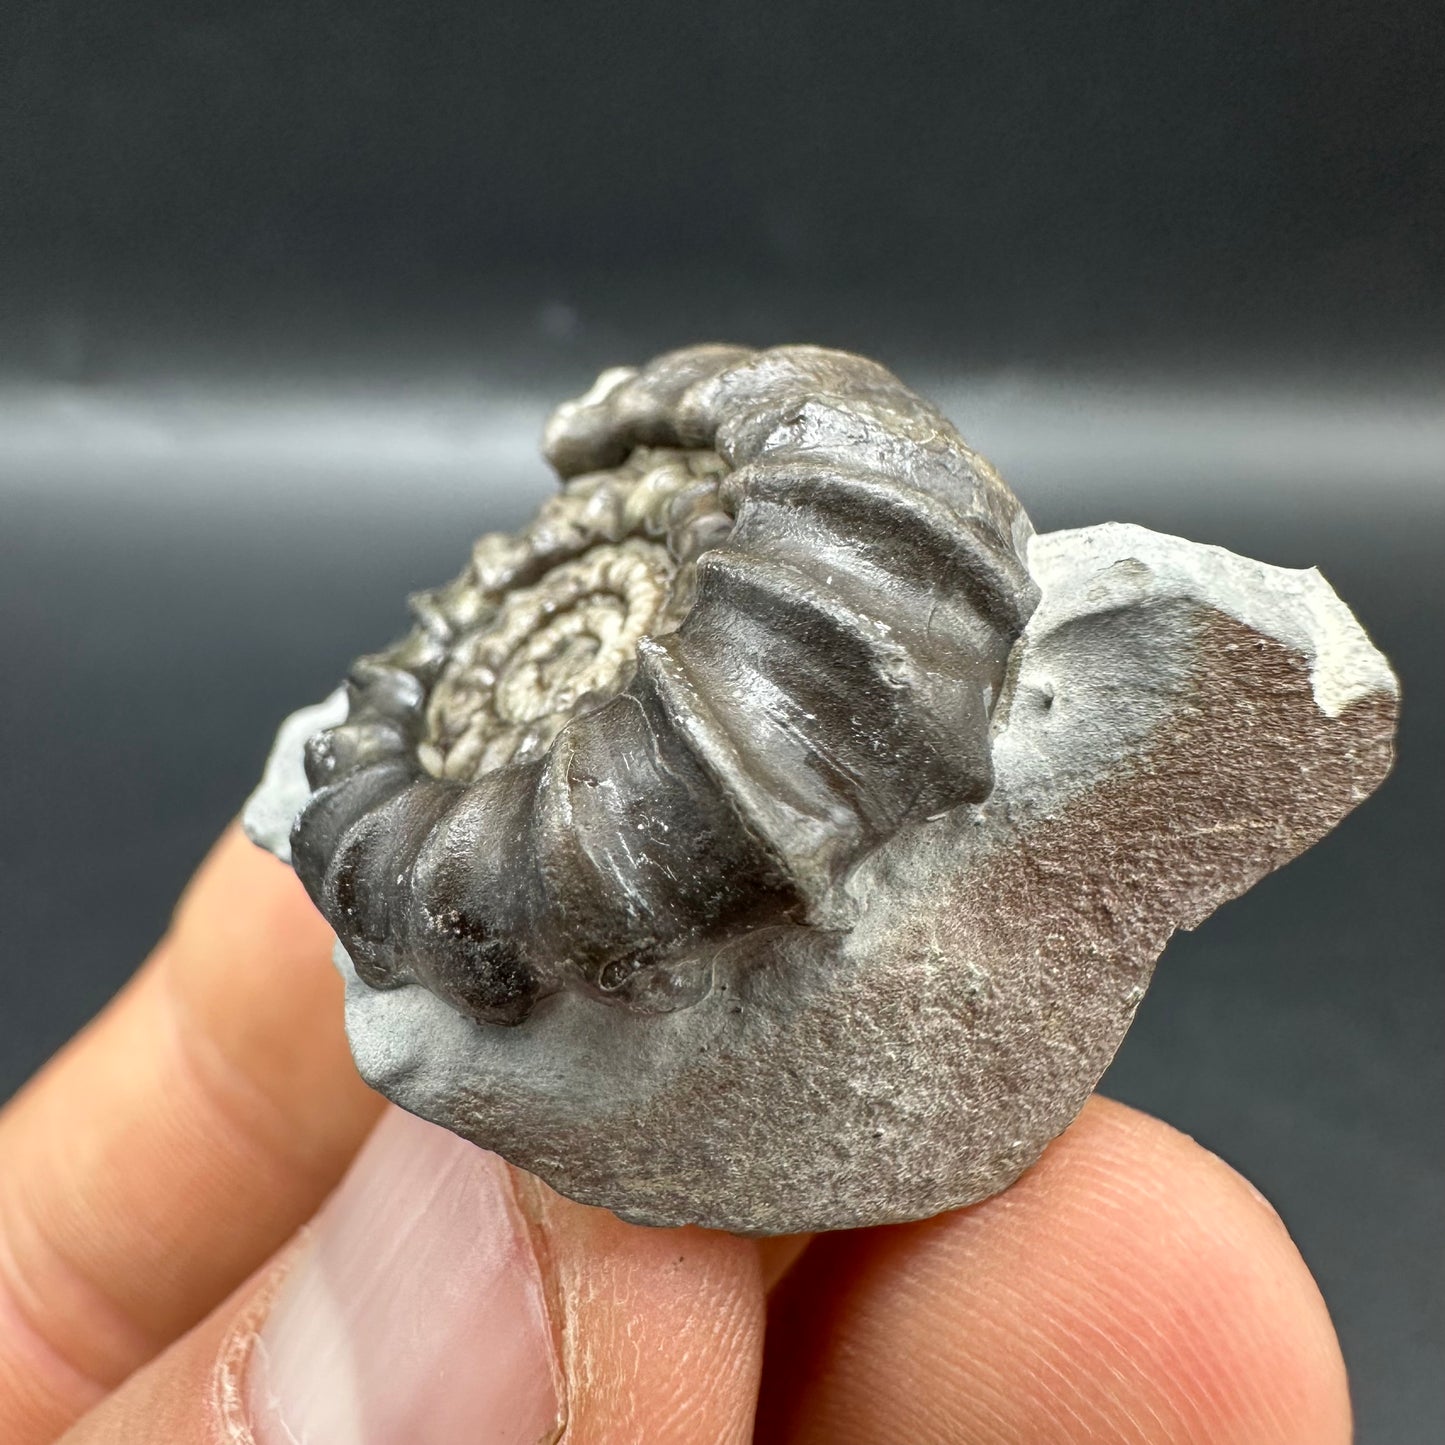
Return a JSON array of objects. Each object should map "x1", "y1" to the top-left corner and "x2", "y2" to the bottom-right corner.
[
  {"x1": 1035, "y1": 1098, "x2": 1352, "y2": 1445},
  {"x1": 760, "y1": 1097, "x2": 1352, "y2": 1445}
]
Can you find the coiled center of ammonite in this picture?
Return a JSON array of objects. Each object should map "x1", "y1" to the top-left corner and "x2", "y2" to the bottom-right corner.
[
  {"x1": 422, "y1": 540, "x2": 675, "y2": 778},
  {"x1": 414, "y1": 447, "x2": 731, "y2": 782}
]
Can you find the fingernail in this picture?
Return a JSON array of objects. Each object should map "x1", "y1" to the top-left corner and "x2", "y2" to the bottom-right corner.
[{"x1": 246, "y1": 1107, "x2": 564, "y2": 1444}]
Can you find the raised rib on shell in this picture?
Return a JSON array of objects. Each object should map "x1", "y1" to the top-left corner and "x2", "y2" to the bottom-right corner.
[{"x1": 291, "y1": 345, "x2": 1039, "y2": 1025}]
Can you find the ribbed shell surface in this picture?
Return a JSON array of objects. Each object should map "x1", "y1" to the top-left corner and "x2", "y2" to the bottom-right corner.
[{"x1": 291, "y1": 345, "x2": 1039, "y2": 1024}]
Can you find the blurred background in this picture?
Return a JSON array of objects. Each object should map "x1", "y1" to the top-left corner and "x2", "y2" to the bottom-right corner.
[{"x1": 1, "y1": 3, "x2": 1440, "y2": 1438}]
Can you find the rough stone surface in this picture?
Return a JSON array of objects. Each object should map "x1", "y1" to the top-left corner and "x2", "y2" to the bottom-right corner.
[{"x1": 250, "y1": 520, "x2": 1397, "y2": 1232}]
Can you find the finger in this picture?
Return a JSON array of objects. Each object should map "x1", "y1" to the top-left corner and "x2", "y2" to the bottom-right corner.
[
  {"x1": 758, "y1": 1234, "x2": 813, "y2": 1291},
  {"x1": 0, "y1": 824, "x2": 383, "y2": 1442},
  {"x1": 756, "y1": 1096, "x2": 1351, "y2": 1445},
  {"x1": 60, "y1": 1106, "x2": 767, "y2": 1445}
]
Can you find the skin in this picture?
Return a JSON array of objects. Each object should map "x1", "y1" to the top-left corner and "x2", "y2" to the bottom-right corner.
[{"x1": 0, "y1": 824, "x2": 1353, "y2": 1443}]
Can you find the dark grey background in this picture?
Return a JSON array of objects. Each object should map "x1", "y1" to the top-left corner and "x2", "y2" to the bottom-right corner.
[{"x1": 1, "y1": 4, "x2": 1441, "y2": 1440}]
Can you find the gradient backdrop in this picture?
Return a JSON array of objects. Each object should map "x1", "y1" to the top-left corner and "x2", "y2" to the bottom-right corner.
[{"x1": 2, "y1": 4, "x2": 1441, "y2": 1440}]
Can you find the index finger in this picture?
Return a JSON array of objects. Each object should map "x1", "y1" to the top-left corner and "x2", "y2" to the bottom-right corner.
[
  {"x1": 0, "y1": 824, "x2": 384, "y2": 1442},
  {"x1": 757, "y1": 1097, "x2": 1352, "y2": 1445}
]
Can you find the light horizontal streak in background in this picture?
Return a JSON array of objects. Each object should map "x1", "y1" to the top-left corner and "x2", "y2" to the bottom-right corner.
[{"x1": 0, "y1": 376, "x2": 1440, "y2": 509}]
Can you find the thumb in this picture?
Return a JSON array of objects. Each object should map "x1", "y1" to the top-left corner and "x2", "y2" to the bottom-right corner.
[{"x1": 61, "y1": 1107, "x2": 768, "y2": 1444}]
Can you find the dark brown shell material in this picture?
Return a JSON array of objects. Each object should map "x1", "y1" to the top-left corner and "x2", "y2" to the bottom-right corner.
[{"x1": 291, "y1": 345, "x2": 1039, "y2": 1025}]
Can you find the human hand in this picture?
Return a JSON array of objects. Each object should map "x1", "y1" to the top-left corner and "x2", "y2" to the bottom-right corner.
[{"x1": 0, "y1": 825, "x2": 1352, "y2": 1443}]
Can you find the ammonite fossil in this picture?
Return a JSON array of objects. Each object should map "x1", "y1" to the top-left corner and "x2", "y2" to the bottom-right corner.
[
  {"x1": 290, "y1": 346, "x2": 1036, "y2": 1028},
  {"x1": 247, "y1": 344, "x2": 1398, "y2": 1234}
]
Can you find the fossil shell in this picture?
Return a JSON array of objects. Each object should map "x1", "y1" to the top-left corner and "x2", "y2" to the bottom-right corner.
[{"x1": 289, "y1": 345, "x2": 1039, "y2": 1026}]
